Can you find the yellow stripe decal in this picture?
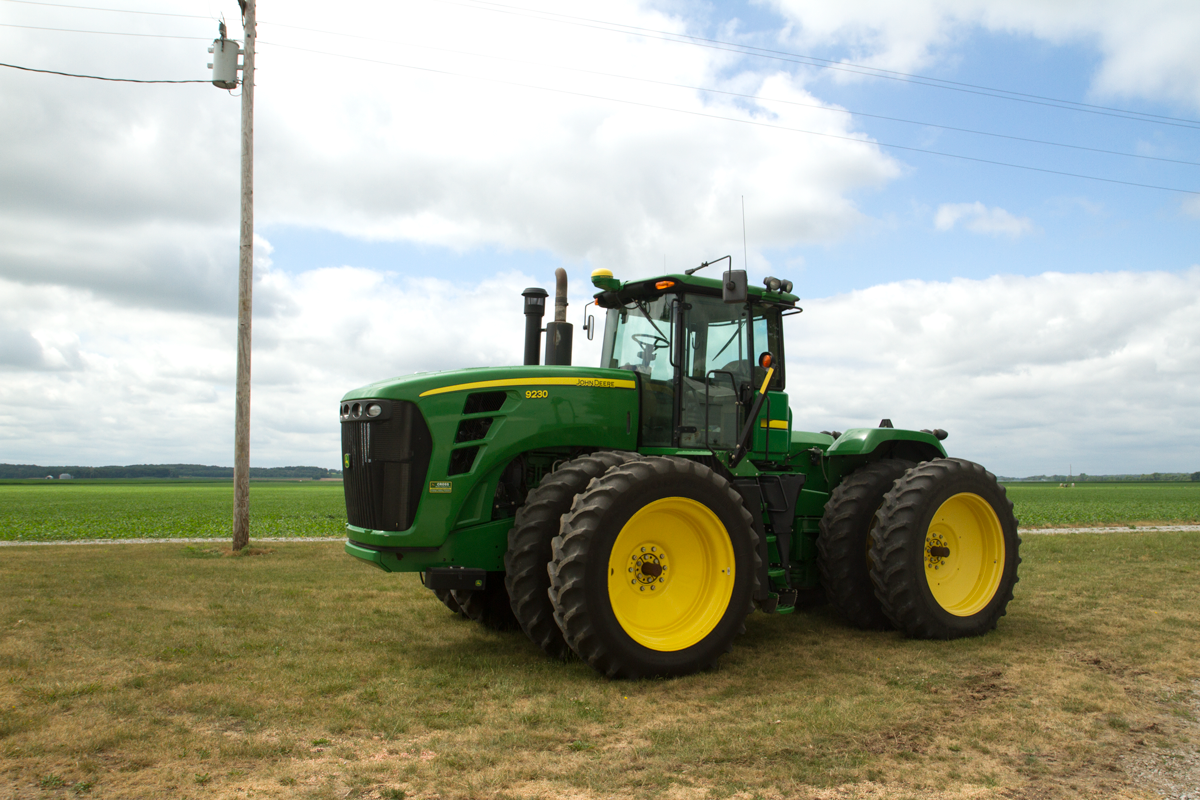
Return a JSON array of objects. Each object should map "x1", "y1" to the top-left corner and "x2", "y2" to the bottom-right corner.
[
  {"x1": 759, "y1": 419, "x2": 789, "y2": 429},
  {"x1": 419, "y1": 376, "x2": 637, "y2": 397}
]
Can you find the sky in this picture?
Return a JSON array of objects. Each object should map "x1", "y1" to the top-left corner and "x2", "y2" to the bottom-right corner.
[{"x1": 0, "y1": 0, "x2": 1197, "y2": 478}]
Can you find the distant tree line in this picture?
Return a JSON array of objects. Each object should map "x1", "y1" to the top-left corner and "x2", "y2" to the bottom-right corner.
[
  {"x1": 1006, "y1": 472, "x2": 1200, "y2": 483},
  {"x1": 0, "y1": 463, "x2": 341, "y2": 480}
]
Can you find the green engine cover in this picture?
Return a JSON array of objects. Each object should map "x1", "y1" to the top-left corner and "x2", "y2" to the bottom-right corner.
[{"x1": 341, "y1": 365, "x2": 639, "y2": 571}]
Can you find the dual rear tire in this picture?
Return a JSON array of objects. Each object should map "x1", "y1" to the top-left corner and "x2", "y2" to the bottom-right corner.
[
  {"x1": 818, "y1": 459, "x2": 913, "y2": 630},
  {"x1": 870, "y1": 458, "x2": 1021, "y2": 639},
  {"x1": 818, "y1": 457, "x2": 1020, "y2": 639}
]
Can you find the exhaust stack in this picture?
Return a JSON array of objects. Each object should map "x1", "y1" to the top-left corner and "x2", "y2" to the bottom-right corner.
[{"x1": 543, "y1": 268, "x2": 573, "y2": 366}]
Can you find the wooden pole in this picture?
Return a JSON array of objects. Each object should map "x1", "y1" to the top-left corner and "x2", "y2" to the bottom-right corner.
[{"x1": 232, "y1": 0, "x2": 256, "y2": 551}]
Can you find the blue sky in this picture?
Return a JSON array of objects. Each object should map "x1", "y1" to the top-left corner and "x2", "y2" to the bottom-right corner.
[{"x1": 0, "y1": 0, "x2": 1197, "y2": 476}]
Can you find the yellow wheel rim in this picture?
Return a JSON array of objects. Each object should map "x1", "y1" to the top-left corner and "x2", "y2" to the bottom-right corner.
[
  {"x1": 606, "y1": 497, "x2": 735, "y2": 651},
  {"x1": 924, "y1": 492, "x2": 1005, "y2": 616}
]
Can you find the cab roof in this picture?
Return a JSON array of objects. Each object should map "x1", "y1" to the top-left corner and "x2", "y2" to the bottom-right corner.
[{"x1": 591, "y1": 270, "x2": 799, "y2": 306}]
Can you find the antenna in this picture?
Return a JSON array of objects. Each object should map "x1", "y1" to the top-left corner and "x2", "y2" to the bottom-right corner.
[
  {"x1": 741, "y1": 196, "x2": 748, "y2": 269},
  {"x1": 685, "y1": 254, "x2": 730, "y2": 276}
]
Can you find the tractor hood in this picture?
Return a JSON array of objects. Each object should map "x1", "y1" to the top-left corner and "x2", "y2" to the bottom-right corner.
[{"x1": 341, "y1": 365, "x2": 638, "y2": 403}]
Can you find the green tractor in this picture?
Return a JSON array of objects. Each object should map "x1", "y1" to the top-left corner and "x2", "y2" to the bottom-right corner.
[{"x1": 340, "y1": 261, "x2": 1020, "y2": 679}]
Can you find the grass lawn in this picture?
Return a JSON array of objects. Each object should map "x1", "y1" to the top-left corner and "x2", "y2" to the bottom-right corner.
[{"x1": 2, "y1": 532, "x2": 1197, "y2": 799}]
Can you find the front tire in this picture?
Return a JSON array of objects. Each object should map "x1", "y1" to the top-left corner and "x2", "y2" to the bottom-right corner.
[
  {"x1": 548, "y1": 457, "x2": 759, "y2": 679},
  {"x1": 431, "y1": 587, "x2": 469, "y2": 619},
  {"x1": 452, "y1": 571, "x2": 521, "y2": 632},
  {"x1": 870, "y1": 459, "x2": 1020, "y2": 639},
  {"x1": 504, "y1": 450, "x2": 636, "y2": 659}
]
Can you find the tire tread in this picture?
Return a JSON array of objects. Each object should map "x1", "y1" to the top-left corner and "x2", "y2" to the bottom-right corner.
[
  {"x1": 548, "y1": 456, "x2": 760, "y2": 679},
  {"x1": 869, "y1": 458, "x2": 1021, "y2": 639}
]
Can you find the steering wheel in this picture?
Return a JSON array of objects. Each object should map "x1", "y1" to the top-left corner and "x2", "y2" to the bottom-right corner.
[
  {"x1": 719, "y1": 360, "x2": 750, "y2": 380},
  {"x1": 632, "y1": 333, "x2": 670, "y2": 351}
]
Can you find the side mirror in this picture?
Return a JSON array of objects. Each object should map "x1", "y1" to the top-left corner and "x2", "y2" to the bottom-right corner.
[
  {"x1": 722, "y1": 269, "x2": 747, "y2": 304},
  {"x1": 583, "y1": 303, "x2": 596, "y2": 341}
]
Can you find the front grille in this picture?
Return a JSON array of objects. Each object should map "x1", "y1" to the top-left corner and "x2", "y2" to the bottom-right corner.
[{"x1": 341, "y1": 399, "x2": 433, "y2": 531}]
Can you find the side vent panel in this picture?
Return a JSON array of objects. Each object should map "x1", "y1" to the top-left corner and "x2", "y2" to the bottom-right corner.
[
  {"x1": 448, "y1": 446, "x2": 480, "y2": 476},
  {"x1": 455, "y1": 417, "x2": 494, "y2": 443},
  {"x1": 463, "y1": 391, "x2": 506, "y2": 414}
]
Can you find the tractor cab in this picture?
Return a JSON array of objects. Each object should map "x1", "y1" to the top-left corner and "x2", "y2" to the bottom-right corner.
[{"x1": 591, "y1": 263, "x2": 798, "y2": 456}]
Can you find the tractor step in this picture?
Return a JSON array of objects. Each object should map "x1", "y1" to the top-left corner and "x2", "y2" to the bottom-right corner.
[
  {"x1": 775, "y1": 588, "x2": 798, "y2": 614},
  {"x1": 757, "y1": 588, "x2": 798, "y2": 615}
]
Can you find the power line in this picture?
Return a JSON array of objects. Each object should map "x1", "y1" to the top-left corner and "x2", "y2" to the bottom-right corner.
[
  {"x1": 261, "y1": 41, "x2": 1199, "y2": 195},
  {"x1": 425, "y1": 0, "x2": 1200, "y2": 130},
  {"x1": 12, "y1": 0, "x2": 1193, "y2": 130},
  {"x1": 731, "y1": 91, "x2": 1200, "y2": 168},
  {"x1": 257, "y1": 21, "x2": 1200, "y2": 169},
  {"x1": 0, "y1": 22, "x2": 210, "y2": 40},
  {"x1": 6, "y1": 1, "x2": 1192, "y2": 185},
  {"x1": 0, "y1": 60, "x2": 209, "y2": 83},
  {"x1": 0, "y1": 0, "x2": 213, "y2": 19}
]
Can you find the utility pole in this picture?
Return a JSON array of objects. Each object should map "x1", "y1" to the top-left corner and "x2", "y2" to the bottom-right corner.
[{"x1": 232, "y1": 0, "x2": 256, "y2": 551}]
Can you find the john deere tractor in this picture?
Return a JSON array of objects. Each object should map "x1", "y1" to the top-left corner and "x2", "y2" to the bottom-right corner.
[{"x1": 340, "y1": 261, "x2": 1020, "y2": 679}]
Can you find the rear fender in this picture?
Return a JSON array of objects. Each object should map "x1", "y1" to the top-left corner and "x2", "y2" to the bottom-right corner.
[{"x1": 824, "y1": 428, "x2": 947, "y2": 484}]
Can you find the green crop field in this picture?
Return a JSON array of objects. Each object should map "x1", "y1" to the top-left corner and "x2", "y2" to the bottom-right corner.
[
  {"x1": 0, "y1": 482, "x2": 346, "y2": 542},
  {"x1": 1, "y1": 480, "x2": 1198, "y2": 543},
  {"x1": 1002, "y1": 481, "x2": 1200, "y2": 528}
]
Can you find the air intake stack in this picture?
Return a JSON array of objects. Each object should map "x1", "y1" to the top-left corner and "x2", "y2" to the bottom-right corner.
[{"x1": 543, "y1": 268, "x2": 573, "y2": 366}]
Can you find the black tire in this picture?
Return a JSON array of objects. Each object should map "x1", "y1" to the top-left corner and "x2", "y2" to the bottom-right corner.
[
  {"x1": 452, "y1": 571, "x2": 521, "y2": 632},
  {"x1": 504, "y1": 451, "x2": 637, "y2": 659},
  {"x1": 431, "y1": 587, "x2": 469, "y2": 619},
  {"x1": 870, "y1": 458, "x2": 1021, "y2": 639},
  {"x1": 548, "y1": 457, "x2": 760, "y2": 679},
  {"x1": 817, "y1": 459, "x2": 913, "y2": 630}
]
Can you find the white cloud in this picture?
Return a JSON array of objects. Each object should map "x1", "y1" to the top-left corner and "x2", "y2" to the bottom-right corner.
[
  {"x1": 788, "y1": 268, "x2": 1200, "y2": 475},
  {"x1": 766, "y1": 0, "x2": 1200, "y2": 110},
  {"x1": 0, "y1": 258, "x2": 608, "y2": 469},
  {"x1": 1182, "y1": 195, "x2": 1200, "y2": 220},
  {"x1": 934, "y1": 202, "x2": 1035, "y2": 237},
  {"x1": 1, "y1": 0, "x2": 1197, "y2": 478},
  {"x1": 2, "y1": 265, "x2": 1198, "y2": 478},
  {"x1": 0, "y1": 0, "x2": 901, "y2": 304}
]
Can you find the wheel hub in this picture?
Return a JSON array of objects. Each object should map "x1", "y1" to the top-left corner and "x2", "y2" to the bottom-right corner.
[
  {"x1": 627, "y1": 544, "x2": 668, "y2": 591},
  {"x1": 926, "y1": 532, "x2": 951, "y2": 569}
]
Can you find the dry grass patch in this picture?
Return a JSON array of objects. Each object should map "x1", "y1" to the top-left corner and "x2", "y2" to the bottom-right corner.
[{"x1": 1, "y1": 533, "x2": 1197, "y2": 799}]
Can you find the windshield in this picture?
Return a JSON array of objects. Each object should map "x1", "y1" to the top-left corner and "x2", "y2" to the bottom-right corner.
[
  {"x1": 599, "y1": 290, "x2": 784, "y2": 448},
  {"x1": 600, "y1": 296, "x2": 674, "y2": 380}
]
